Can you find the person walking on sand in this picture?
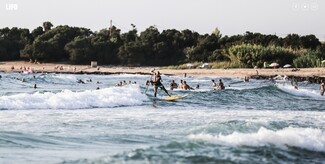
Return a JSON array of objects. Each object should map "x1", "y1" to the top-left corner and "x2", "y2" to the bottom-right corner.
[
  {"x1": 320, "y1": 81, "x2": 325, "y2": 96},
  {"x1": 151, "y1": 71, "x2": 171, "y2": 97}
]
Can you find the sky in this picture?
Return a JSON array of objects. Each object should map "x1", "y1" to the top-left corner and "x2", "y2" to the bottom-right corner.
[{"x1": 1, "y1": 0, "x2": 325, "y2": 40}]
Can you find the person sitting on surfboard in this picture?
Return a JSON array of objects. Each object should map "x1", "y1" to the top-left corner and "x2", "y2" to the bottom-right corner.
[
  {"x1": 151, "y1": 71, "x2": 171, "y2": 97},
  {"x1": 218, "y1": 79, "x2": 225, "y2": 90},
  {"x1": 170, "y1": 80, "x2": 178, "y2": 90}
]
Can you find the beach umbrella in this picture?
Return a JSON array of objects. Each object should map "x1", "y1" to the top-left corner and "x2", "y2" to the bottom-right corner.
[
  {"x1": 200, "y1": 63, "x2": 209, "y2": 68},
  {"x1": 269, "y1": 63, "x2": 279, "y2": 68},
  {"x1": 283, "y1": 64, "x2": 292, "y2": 68},
  {"x1": 186, "y1": 63, "x2": 193, "y2": 67}
]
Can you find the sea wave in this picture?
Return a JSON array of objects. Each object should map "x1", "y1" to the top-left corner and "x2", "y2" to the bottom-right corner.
[
  {"x1": 188, "y1": 127, "x2": 325, "y2": 152},
  {"x1": 0, "y1": 85, "x2": 147, "y2": 109},
  {"x1": 276, "y1": 83, "x2": 323, "y2": 99}
]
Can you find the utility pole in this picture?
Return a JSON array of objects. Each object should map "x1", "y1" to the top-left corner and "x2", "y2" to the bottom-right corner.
[{"x1": 109, "y1": 20, "x2": 112, "y2": 37}]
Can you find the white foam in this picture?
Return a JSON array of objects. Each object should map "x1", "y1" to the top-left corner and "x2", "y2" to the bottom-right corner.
[
  {"x1": 0, "y1": 85, "x2": 147, "y2": 109},
  {"x1": 168, "y1": 88, "x2": 211, "y2": 92},
  {"x1": 276, "y1": 83, "x2": 324, "y2": 100},
  {"x1": 107, "y1": 74, "x2": 148, "y2": 78},
  {"x1": 226, "y1": 86, "x2": 258, "y2": 91},
  {"x1": 188, "y1": 127, "x2": 325, "y2": 152},
  {"x1": 189, "y1": 79, "x2": 211, "y2": 83},
  {"x1": 53, "y1": 74, "x2": 78, "y2": 81}
]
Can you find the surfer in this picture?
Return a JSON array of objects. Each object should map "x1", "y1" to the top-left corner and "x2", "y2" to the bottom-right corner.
[
  {"x1": 320, "y1": 81, "x2": 325, "y2": 96},
  {"x1": 151, "y1": 71, "x2": 171, "y2": 97},
  {"x1": 218, "y1": 79, "x2": 225, "y2": 90},
  {"x1": 169, "y1": 80, "x2": 178, "y2": 90}
]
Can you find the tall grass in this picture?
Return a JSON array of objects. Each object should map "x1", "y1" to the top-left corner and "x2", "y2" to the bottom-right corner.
[
  {"x1": 293, "y1": 50, "x2": 322, "y2": 68},
  {"x1": 222, "y1": 44, "x2": 296, "y2": 68}
]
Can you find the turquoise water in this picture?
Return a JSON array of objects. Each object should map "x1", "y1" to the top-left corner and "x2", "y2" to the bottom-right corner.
[{"x1": 0, "y1": 72, "x2": 324, "y2": 163}]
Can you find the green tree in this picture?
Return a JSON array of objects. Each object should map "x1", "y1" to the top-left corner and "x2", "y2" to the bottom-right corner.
[
  {"x1": 43, "y1": 21, "x2": 53, "y2": 32},
  {"x1": 118, "y1": 41, "x2": 146, "y2": 65},
  {"x1": 92, "y1": 29, "x2": 120, "y2": 65},
  {"x1": 283, "y1": 34, "x2": 301, "y2": 49},
  {"x1": 300, "y1": 35, "x2": 321, "y2": 50},
  {"x1": 65, "y1": 36, "x2": 94, "y2": 64},
  {"x1": 186, "y1": 34, "x2": 221, "y2": 62},
  {"x1": 30, "y1": 25, "x2": 92, "y2": 61},
  {"x1": 0, "y1": 27, "x2": 30, "y2": 60}
]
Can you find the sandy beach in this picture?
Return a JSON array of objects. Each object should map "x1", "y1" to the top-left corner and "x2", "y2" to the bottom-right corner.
[{"x1": 1, "y1": 61, "x2": 325, "y2": 79}]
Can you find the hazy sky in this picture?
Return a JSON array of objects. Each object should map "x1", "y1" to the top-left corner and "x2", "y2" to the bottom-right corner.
[{"x1": 1, "y1": 0, "x2": 324, "y2": 40}]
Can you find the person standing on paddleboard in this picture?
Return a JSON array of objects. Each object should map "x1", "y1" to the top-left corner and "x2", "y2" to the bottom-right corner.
[{"x1": 151, "y1": 71, "x2": 171, "y2": 97}]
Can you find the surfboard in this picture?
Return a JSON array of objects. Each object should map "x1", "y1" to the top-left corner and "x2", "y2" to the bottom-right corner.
[{"x1": 162, "y1": 94, "x2": 188, "y2": 101}]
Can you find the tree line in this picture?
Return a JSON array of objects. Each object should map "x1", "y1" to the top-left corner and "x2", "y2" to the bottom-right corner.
[{"x1": 0, "y1": 21, "x2": 324, "y2": 68}]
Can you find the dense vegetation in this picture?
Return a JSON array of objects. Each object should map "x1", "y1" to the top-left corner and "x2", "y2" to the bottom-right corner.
[{"x1": 1, "y1": 22, "x2": 324, "y2": 68}]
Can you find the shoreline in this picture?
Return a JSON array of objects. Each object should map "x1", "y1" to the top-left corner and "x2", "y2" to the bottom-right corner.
[{"x1": 1, "y1": 61, "x2": 325, "y2": 83}]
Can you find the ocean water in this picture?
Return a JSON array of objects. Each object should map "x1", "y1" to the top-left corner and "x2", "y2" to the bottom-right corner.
[{"x1": 0, "y1": 72, "x2": 324, "y2": 164}]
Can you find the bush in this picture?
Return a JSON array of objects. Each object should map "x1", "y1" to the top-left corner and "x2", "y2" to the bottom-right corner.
[
  {"x1": 222, "y1": 44, "x2": 296, "y2": 68},
  {"x1": 293, "y1": 51, "x2": 322, "y2": 68}
]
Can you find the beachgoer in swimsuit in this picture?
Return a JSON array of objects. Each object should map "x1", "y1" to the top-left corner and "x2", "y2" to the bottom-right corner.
[{"x1": 151, "y1": 71, "x2": 171, "y2": 97}]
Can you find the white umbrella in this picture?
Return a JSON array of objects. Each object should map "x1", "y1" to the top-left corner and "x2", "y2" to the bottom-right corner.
[
  {"x1": 283, "y1": 64, "x2": 292, "y2": 68},
  {"x1": 269, "y1": 63, "x2": 279, "y2": 67},
  {"x1": 200, "y1": 63, "x2": 209, "y2": 68},
  {"x1": 186, "y1": 63, "x2": 193, "y2": 67}
]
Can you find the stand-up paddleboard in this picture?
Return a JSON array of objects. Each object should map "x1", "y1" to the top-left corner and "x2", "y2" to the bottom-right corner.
[{"x1": 162, "y1": 94, "x2": 188, "y2": 101}]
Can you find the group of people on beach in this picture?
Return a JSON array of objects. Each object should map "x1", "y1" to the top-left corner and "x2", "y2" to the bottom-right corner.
[{"x1": 54, "y1": 65, "x2": 77, "y2": 72}]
